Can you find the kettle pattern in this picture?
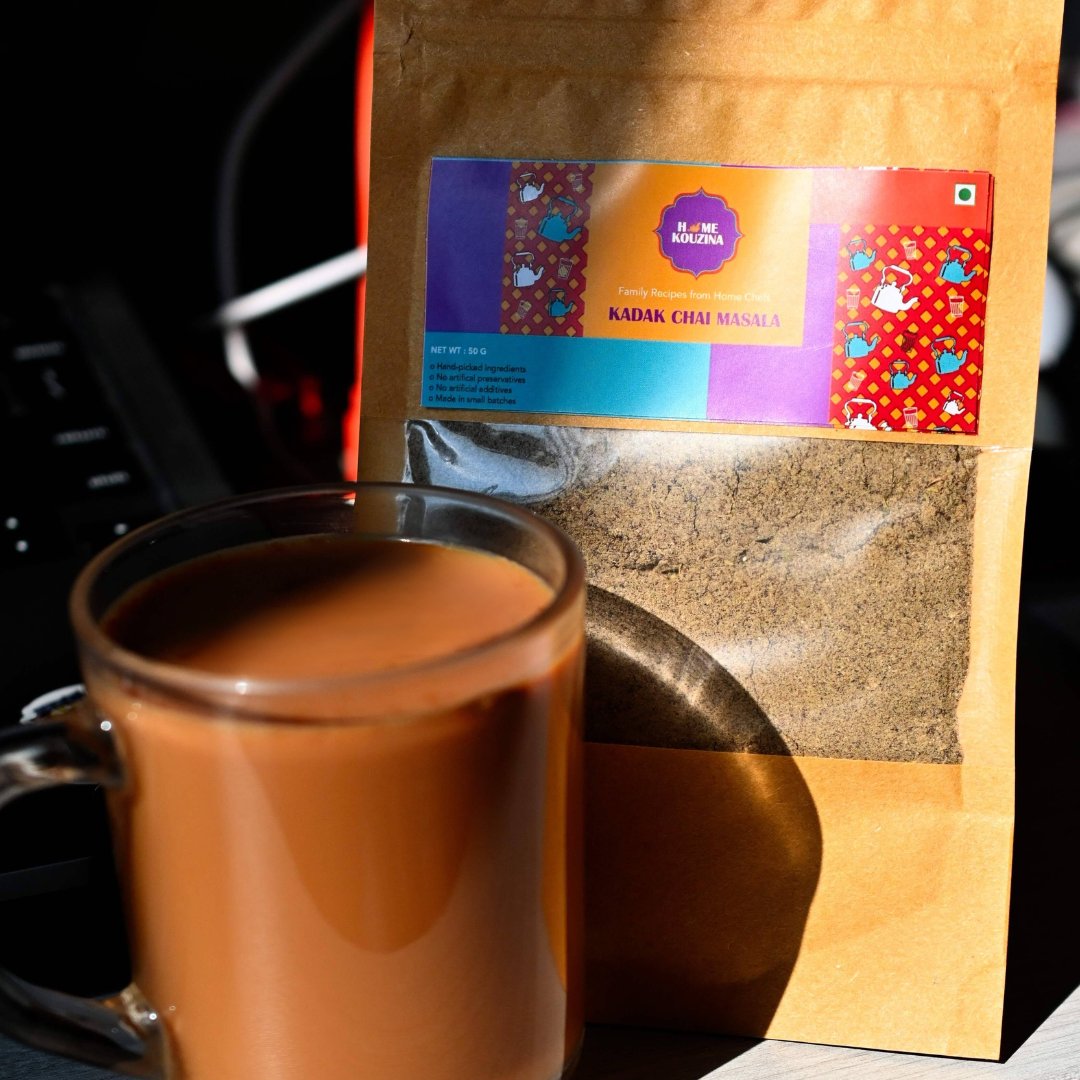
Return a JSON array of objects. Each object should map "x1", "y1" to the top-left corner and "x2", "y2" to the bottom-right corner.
[
  {"x1": 871, "y1": 265, "x2": 919, "y2": 313},
  {"x1": 939, "y1": 244, "x2": 977, "y2": 285},
  {"x1": 517, "y1": 173, "x2": 545, "y2": 203},
  {"x1": 511, "y1": 253, "x2": 544, "y2": 288},
  {"x1": 842, "y1": 396, "x2": 878, "y2": 430},
  {"x1": 931, "y1": 335, "x2": 968, "y2": 375},
  {"x1": 537, "y1": 195, "x2": 584, "y2": 242},
  {"x1": 885, "y1": 360, "x2": 917, "y2": 391},
  {"x1": 546, "y1": 289, "x2": 577, "y2": 317},
  {"x1": 941, "y1": 389, "x2": 965, "y2": 416},
  {"x1": 843, "y1": 321, "x2": 880, "y2": 359},
  {"x1": 512, "y1": 264, "x2": 544, "y2": 287},
  {"x1": 831, "y1": 223, "x2": 988, "y2": 435},
  {"x1": 502, "y1": 162, "x2": 592, "y2": 335},
  {"x1": 847, "y1": 236, "x2": 877, "y2": 271}
]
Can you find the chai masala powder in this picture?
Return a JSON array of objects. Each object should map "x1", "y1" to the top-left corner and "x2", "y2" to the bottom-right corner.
[{"x1": 529, "y1": 428, "x2": 977, "y2": 764}]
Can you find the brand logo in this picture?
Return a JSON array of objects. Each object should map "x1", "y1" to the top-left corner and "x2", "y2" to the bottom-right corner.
[{"x1": 656, "y1": 188, "x2": 742, "y2": 277}]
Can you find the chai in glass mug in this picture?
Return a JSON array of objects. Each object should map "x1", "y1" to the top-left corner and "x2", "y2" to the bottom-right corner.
[{"x1": 0, "y1": 483, "x2": 586, "y2": 1080}]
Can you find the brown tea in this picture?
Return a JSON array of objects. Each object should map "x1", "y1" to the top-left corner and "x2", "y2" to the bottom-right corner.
[{"x1": 91, "y1": 536, "x2": 583, "y2": 1080}]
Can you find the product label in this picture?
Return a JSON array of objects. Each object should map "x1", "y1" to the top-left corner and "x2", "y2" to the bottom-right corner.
[{"x1": 423, "y1": 159, "x2": 993, "y2": 434}]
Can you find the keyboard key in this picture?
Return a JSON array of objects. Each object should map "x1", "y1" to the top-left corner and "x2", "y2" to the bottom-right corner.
[
  {"x1": 49, "y1": 423, "x2": 113, "y2": 448},
  {"x1": 49, "y1": 440, "x2": 150, "y2": 502}
]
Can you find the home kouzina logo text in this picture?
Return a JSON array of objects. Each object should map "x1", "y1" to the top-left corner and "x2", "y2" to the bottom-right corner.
[{"x1": 655, "y1": 188, "x2": 743, "y2": 277}]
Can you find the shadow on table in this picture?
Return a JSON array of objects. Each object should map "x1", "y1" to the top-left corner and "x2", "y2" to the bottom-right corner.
[
  {"x1": 1000, "y1": 597, "x2": 1080, "y2": 1060},
  {"x1": 574, "y1": 1024, "x2": 760, "y2": 1080}
]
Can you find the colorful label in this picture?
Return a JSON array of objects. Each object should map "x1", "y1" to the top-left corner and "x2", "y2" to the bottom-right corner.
[{"x1": 423, "y1": 159, "x2": 993, "y2": 434}]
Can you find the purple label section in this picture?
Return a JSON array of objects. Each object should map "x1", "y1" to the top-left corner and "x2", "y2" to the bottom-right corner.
[
  {"x1": 656, "y1": 188, "x2": 743, "y2": 278},
  {"x1": 426, "y1": 159, "x2": 510, "y2": 334},
  {"x1": 706, "y1": 225, "x2": 839, "y2": 425}
]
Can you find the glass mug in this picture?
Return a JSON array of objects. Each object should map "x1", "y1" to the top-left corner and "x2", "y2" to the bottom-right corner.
[{"x1": 0, "y1": 484, "x2": 585, "y2": 1080}]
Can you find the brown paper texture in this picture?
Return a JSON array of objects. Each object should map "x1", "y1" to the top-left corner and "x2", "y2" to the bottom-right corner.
[
  {"x1": 585, "y1": 747, "x2": 1013, "y2": 1058},
  {"x1": 358, "y1": 0, "x2": 1063, "y2": 1057}
]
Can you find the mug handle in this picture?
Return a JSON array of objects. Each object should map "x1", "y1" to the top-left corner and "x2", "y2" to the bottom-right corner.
[{"x1": 0, "y1": 698, "x2": 165, "y2": 1077}]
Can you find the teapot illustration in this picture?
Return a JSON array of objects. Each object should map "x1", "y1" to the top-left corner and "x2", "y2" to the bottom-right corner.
[
  {"x1": 886, "y1": 358, "x2": 917, "y2": 391},
  {"x1": 848, "y1": 236, "x2": 877, "y2": 271},
  {"x1": 537, "y1": 196, "x2": 583, "y2": 242},
  {"x1": 941, "y1": 389, "x2": 965, "y2": 416},
  {"x1": 940, "y1": 244, "x2": 977, "y2": 285},
  {"x1": 512, "y1": 252, "x2": 544, "y2": 288},
  {"x1": 871, "y1": 265, "x2": 918, "y2": 313},
  {"x1": 931, "y1": 335, "x2": 967, "y2": 375},
  {"x1": 843, "y1": 321, "x2": 880, "y2": 359},
  {"x1": 517, "y1": 173, "x2": 545, "y2": 203},
  {"x1": 843, "y1": 396, "x2": 878, "y2": 430},
  {"x1": 547, "y1": 288, "x2": 576, "y2": 317}
]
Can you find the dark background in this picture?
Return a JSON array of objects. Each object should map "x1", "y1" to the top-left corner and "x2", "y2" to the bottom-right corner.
[
  {"x1": 7, "y1": 0, "x2": 1080, "y2": 495},
  {"x1": 4, "y1": 0, "x2": 362, "y2": 489},
  {"x1": 0, "y1": 0, "x2": 365, "y2": 1000}
]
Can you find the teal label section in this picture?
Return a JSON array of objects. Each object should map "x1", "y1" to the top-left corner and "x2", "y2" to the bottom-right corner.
[{"x1": 422, "y1": 333, "x2": 711, "y2": 420}]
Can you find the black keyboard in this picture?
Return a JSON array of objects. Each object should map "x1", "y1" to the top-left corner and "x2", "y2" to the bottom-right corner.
[{"x1": 0, "y1": 278, "x2": 228, "y2": 995}]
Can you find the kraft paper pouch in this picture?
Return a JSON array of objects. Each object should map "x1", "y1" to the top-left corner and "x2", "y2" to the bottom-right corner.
[{"x1": 357, "y1": 0, "x2": 1064, "y2": 1058}]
